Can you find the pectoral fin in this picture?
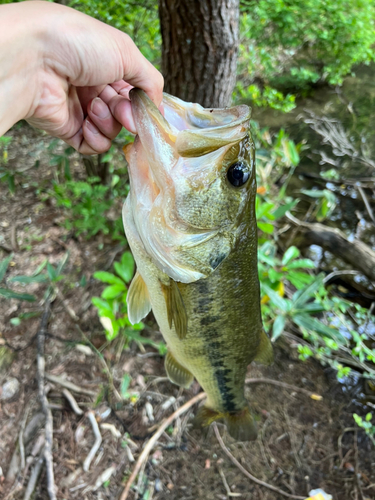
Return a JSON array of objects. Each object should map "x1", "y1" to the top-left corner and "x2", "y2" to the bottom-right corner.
[
  {"x1": 253, "y1": 330, "x2": 274, "y2": 365},
  {"x1": 162, "y1": 280, "x2": 188, "y2": 339},
  {"x1": 127, "y1": 271, "x2": 152, "y2": 324},
  {"x1": 165, "y1": 351, "x2": 194, "y2": 388}
]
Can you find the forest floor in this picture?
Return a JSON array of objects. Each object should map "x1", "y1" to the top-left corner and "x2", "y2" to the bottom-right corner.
[{"x1": 0, "y1": 124, "x2": 374, "y2": 500}]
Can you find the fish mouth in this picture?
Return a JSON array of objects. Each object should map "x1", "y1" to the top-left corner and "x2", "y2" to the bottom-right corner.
[{"x1": 129, "y1": 88, "x2": 251, "y2": 157}]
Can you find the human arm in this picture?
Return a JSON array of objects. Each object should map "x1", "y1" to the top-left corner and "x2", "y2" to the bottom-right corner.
[{"x1": 0, "y1": 1, "x2": 164, "y2": 154}]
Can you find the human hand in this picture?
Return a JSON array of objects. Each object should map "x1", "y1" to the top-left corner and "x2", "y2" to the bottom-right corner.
[{"x1": 0, "y1": 1, "x2": 163, "y2": 154}]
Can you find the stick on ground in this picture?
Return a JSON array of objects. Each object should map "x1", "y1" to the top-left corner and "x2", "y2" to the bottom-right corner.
[
  {"x1": 213, "y1": 423, "x2": 305, "y2": 500},
  {"x1": 83, "y1": 411, "x2": 102, "y2": 472},
  {"x1": 245, "y1": 377, "x2": 322, "y2": 400},
  {"x1": 36, "y1": 300, "x2": 57, "y2": 500},
  {"x1": 119, "y1": 392, "x2": 206, "y2": 500}
]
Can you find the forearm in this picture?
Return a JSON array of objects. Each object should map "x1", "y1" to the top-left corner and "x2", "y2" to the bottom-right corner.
[{"x1": 0, "y1": 3, "x2": 41, "y2": 136}]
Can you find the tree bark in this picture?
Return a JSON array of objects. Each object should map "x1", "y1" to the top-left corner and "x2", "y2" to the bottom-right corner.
[{"x1": 159, "y1": 0, "x2": 240, "y2": 107}]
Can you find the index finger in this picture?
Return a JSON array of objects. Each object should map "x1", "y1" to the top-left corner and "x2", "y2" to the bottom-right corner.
[{"x1": 116, "y1": 33, "x2": 164, "y2": 107}]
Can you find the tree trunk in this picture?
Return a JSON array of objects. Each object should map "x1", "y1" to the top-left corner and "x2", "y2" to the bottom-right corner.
[{"x1": 159, "y1": 0, "x2": 240, "y2": 108}]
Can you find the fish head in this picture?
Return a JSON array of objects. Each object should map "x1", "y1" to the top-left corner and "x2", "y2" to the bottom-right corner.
[{"x1": 125, "y1": 89, "x2": 255, "y2": 283}]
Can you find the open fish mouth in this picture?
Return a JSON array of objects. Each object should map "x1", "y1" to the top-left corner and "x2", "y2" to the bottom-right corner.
[{"x1": 124, "y1": 89, "x2": 254, "y2": 284}]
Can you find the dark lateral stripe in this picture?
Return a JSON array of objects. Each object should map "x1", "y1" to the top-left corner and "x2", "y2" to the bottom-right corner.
[{"x1": 197, "y1": 279, "x2": 238, "y2": 412}]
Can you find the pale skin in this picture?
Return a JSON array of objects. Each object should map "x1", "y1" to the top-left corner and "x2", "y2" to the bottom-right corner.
[{"x1": 0, "y1": 1, "x2": 164, "y2": 154}]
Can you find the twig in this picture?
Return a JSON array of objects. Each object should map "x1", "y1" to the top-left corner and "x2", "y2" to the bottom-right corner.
[
  {"x1": 119, "y1": 392, "x2": 206, "y2": 500},
  {"x1": 10, "y1": 225, "x2": 19, "y2": 252},
  {"x1": 83, "y1": 411, "x2": 102, "y2": 472},
  {"x1": 245, "y1": 378, "x2": 322, "y2": 400},
  {"x1": 338, "y1": 427, "x2": 356, "y2": 463},
  {"x1": 217, "y1": 465, "x2": 242, "y2": 497},
  {"x1": 37, "y1": 299, "x2": 56, "y2": 500},
  {"x1": 23, "y1": 455, "x2": 44, "y2": 500},
  {"x1": 76, "y1": 325, "x2": 122, "y2": 402},
  {"x1": 354, "y1": 429, "x2": 364, "y2": 500},
  {"x1": 323, "y1": 270, "x2": 360, "y2": 284},
  {"x1": 45, "y1": 373, "x2": 97, "y2": 397},
  {"x1": 357, "y1": 186, "x2": 375, "y2": 225},
  {"x1": 54, "y1": 286, "x2": 79, "y2": 322},
  {"x1": 213, "y1": 423, "x2": 305, "y2": 499},
  {"x1": 36, "y1": 300, "x2": 56, "y2": 500},
  {"x1": 19, "y1": 405, "x2": 31, "y2": 470},
  {"x1": 62, "y1": 389, "x2": 83, "y2": 415}
]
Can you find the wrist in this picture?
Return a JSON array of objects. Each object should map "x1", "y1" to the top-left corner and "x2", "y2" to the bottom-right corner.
[{"x1": 0, "y1": 2, "x2": 43, "y2": 135}]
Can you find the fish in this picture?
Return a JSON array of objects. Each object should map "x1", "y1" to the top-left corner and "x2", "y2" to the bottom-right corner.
[{"x1": 122, "y1": 88, "x2": 273, "y2": 441}]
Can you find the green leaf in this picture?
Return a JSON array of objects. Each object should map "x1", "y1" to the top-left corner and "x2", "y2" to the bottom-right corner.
[
  {"x1": 93, "y1": 271, "x2": 125, "y2": 286},
  {"x1": 0, "y1": 288, "x2": 36, "y2": 301},
  {"x1": 0, "y1": 254, "x2": 13, "y2": 283},
  {"x1": 292, "y1": 274, "x2": 325, "y2": 308},
  {"x1": 293, "y1": 314, "x2": 345, "y2": 342},
  {"x1": 272, "y1": 315, "x2": 286, "y2": 341},
  {"x1": 101, "y1": 284, "x2": 125, "y2": 299},
  {"x1": 47, "y1": 262, "x2": 57, "y2": 281},
  {"x1": 282, "y1": 246, "x2": 300, "y2": 265},
  {"x1": 121, "y1": 374, "x2": 132, "y2": 398},
  {"x1": 295, "y1": 302, "x2": 326, "y2": 314},
  {"x1": 271, "y1": 199, "x2": 299, "y2": 219},
  {"x1": 285, "y1": 259, "x2": 315, "y2": 270},
  {"x1": 114, "y1": 252, "x2": 135, "y2": 283},
  {"x1": 286, "y1": 271, "x2": 314, "y2": 289},
  {"x1": 10, "y1": 317, "x2": 21, "y2": 326},
  {"x1": 262, "y1": 284, "x2": 289, "y2": 312},
  {"x1": 257, "y1": 222, "x2": 274, "y2": 234},
  {"x1": 9, "y1": 274, "x2": 49, "y2": 284},
  {"x1": 32, "y1": 259, "x2": 48, "y2": 276},
  {"x1": 91, "y1": 297, "x2": 113, "y2": 312}
]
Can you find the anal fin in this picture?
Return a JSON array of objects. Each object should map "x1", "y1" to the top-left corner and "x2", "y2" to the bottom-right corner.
[
  {"x1": 127, "y1": 271, "x2": 152, "y2": 324},
  {"x1": 162, "y1": 279, "x2": 188, "y2": 339},
  {"x1": 165, "y1": 351, "x2": 194, "y2": 389},
  {"x1": 253, "y1": 329, "x2": 274, "y2": 366}
]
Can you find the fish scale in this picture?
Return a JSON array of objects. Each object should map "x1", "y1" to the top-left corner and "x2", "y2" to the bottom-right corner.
[{"x1": 123, "y1": 88, "x2": 273, "y2": 441}]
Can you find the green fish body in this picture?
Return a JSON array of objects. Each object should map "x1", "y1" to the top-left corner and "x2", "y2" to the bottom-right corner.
[{"x1": 123, "y1": 89, "x2": 273, "y2": 441}]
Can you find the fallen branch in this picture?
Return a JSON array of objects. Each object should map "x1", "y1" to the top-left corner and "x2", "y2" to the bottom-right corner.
[
  {"x1": 286, "y1": 212, "x2": 375, "y2": 282},
  {"x1": 119, "y1": 392, "x2": 206, "y2": 500},
  {"x1": 213, "y1": 423, "x2": 305, "y2": 500},
  {"x1": 23, "y1": 455, "x2": 44, "y2": 500},
  {"x1": 36, "y1": 300, "x2": 56, "y2": 500},
  {"x1": 62, "y1": 389, "x2": 83, "y2": 416},
  {"x1": 83, "y1": 411, "x2": 102, "y2": 472},
  {"x1": 245, "y1": 377, "x2": 322, "y2": 400},
  {"x1": 45, "y1": 373, "x2": 96, "y2": 397}
]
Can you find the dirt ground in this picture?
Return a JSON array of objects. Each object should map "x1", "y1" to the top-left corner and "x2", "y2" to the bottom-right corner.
[{"x1": 0, "y1": 124, "x2": 374, "y2": 500}]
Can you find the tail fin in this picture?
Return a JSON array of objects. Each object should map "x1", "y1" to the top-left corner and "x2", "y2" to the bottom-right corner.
[{"x1": 194, "y1": 405, "x2": 257, "y2": 442}]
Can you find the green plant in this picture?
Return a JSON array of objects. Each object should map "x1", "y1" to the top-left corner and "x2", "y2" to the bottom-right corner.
[
  {"x1": 301, "y1": 189, "x2": 337, "y2": 222},
  {"x1": 353, "y1": 413, "x2": 375, "y2": 446},
  {"x1": 0, "y1": 253, "x2": 69, "y2": 318},
  {"x1": 92, "y1": 251, "x2": 166, "y2": 354},
  {"x1": 47, "y1": 139, "x2": 74, "y2": 182},
  {"x1": 0, "y1": 136, "x2": 16, "y2": 193},
  {"x1": 237, "y1": 0, "x2": 375, "y2": 109},
  {"x1": 68, "y1": 0, "x2": 161, "y2": 66},
  {"x1": 51, "y1": 177, "x2": 126, "y2": 240}
]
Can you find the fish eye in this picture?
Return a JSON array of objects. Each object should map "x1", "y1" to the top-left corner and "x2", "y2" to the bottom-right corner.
[{"x1": 227, "y1": 161, "x2": 251, "y2": 187}]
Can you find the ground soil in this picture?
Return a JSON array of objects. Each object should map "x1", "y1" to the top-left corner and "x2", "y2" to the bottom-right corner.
[{"x1": 0, "y1": 124, "x2": 374, "y2": 500}]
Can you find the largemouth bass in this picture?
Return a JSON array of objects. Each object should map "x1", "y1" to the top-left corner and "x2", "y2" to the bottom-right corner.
[{"x1": 123, "y1": 89, "x2": 273, "y2": 441}]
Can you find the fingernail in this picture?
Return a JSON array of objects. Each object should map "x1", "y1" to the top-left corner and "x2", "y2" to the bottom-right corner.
[
  {"x1": 91, "y1": 97, "x2": 110, "y2": 119},
  {"x1": 85, "y1": 119, "x2": 99, "y2": 135}
]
